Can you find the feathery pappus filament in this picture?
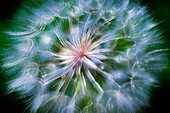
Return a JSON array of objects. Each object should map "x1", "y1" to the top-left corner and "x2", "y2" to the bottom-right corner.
[{"x1": 0, "y1": 0, "x2": 168, "y2": 113}]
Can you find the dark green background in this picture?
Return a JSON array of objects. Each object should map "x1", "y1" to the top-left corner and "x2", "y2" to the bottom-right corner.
[{"x1": 0, "y1": 0, "x2": 169, "y2": 113}]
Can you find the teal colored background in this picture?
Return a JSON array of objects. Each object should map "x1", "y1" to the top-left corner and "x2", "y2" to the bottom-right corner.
[
  {"x1": 0, "y1": 0, "x2": 169, "y2": 113},
  {"x1": 141, "y1": 0, "x2": 170, "y2": 113}
]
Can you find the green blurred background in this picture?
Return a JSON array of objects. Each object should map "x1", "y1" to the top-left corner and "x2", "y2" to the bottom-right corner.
[{"x1": 0, "y1": 0, "x2": 169, "y2": 113}]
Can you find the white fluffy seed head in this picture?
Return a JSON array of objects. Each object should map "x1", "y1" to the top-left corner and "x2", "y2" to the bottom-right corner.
[{"x1": 0, "y1": 0, "x2": 168, "y2": 113}]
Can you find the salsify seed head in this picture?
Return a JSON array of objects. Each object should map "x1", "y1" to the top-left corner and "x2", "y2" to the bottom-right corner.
[{"x1": 0, "y1": 0, "x2": 168, "y2": 113}]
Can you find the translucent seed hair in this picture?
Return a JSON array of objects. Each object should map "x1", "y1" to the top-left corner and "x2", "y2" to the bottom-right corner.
[{"x1": 0, "y1": 0, "x2": 168, "y2": 113}]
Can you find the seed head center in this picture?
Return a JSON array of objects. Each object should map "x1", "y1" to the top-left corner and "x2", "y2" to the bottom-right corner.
[{"x1": 80, "y1": 50, "x2": 86, "y2": 58}]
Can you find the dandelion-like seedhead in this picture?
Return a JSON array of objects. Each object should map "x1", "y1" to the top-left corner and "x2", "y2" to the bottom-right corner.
[{"x1": 0, "y1": 0, "x2": 168, "y2": 113}]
